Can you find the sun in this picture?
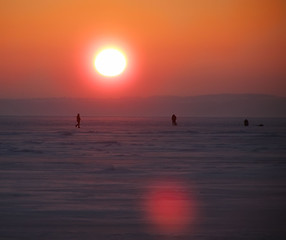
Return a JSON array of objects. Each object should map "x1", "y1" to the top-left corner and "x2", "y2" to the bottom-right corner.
[{"x1": 94, "y1": 48, "x2": 127, "y2": 77}]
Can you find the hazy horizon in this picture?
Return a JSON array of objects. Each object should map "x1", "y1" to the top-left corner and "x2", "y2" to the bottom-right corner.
[
  {"x1": 0, "y1": 93, "x2": 285, "y2": 100},
  {"x1": 1, "y1": 94, "x2": 285, "y2": 117}
]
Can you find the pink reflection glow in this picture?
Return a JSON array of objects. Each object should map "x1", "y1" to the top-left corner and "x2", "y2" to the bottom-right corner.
[{"x1": 142, "y1": 179, "x2": 197, "y2": 235}]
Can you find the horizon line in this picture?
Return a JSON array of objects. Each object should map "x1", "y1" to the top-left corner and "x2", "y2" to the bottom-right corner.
[{"x1": 0, "y1": 93, "x2": 285, "y2": 100}]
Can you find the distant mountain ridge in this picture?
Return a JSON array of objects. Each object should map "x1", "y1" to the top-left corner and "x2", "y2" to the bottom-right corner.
[{"x1": 0, "y1": 94, "x2": 285, "y2": 117}]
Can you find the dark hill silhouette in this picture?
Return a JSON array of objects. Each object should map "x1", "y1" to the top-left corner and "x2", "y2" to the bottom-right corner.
[{"x1": 0, "y1": 94, "x2": 285, "y2": 117}]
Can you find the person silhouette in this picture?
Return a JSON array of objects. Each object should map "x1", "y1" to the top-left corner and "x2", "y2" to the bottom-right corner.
[
  {"x1": 244, "y1": 119, "x2": 249, "y2": 127},
  {"x1": 172, "y1": 114, "x2": 177, "y2": 126},
  {"x1": 75, "y1": 113, "x2": 81, "y2": 128}
]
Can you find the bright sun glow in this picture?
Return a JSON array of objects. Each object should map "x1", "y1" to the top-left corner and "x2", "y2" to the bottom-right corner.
[{"x1": 94, "y1": 48, "x2": 127, "y2": 77}]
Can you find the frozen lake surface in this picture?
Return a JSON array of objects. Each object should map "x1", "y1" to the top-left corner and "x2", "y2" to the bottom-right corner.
[{"x1": 0, "y1": 116, "x2": 286, "y2": 239}]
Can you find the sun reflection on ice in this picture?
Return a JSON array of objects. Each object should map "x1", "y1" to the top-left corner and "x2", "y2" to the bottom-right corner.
[{"x1": 142, "y1": 179, "x2": 198, "y2": 235}]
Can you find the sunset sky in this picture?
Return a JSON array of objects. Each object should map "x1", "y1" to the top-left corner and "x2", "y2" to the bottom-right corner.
[{"x1": 1, "y1": 0, "x2": 285, "y2": 98}]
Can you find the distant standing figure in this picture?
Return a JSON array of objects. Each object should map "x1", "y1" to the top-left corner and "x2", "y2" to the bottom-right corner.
[
  {"x1": 75, "y1": 113, "x2": 81, "y2": 128},
  {"x1": 172, "y1": 114, "x2": 177, "y2": 126},
  {"x1": 244, "y1": 119, "x2": 249, "y2": 127}
]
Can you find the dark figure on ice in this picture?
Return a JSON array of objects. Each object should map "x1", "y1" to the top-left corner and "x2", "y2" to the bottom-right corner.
[
  {"x1": 172, "y1": 114, "x2": 177, "y2": 126},
  {"x1": 244, "y1": 119, "x2": 249, "y2": 127},
  {"x1": 75, "y1": 113, "x2": 81, "y2": 128}
]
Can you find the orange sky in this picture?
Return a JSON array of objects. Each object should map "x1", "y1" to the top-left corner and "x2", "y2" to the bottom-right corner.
[{"x1": 0, "y1": 0, "x2": 285, "y2": 98}]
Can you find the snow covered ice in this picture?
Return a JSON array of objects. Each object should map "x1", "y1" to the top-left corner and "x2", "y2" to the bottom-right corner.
[{"x1": 0, "y1": 116, "x2": 286, "y2": 240}]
